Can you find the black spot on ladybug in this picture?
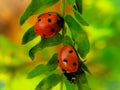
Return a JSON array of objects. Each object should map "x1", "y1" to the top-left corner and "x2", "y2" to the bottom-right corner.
[
  {"x1": 48, "y1": 14, "x2": 51, "y2": 16},
  {"x1": 38, "y1": 19, "x2": 41, "y2": 22},
  {"x1": 62, "y1": 69, "x2": 66, "y2": 73},
  {"x1": 57, "y1": 19, "x2": 61, "y2": 26},
  {"x1": 63, "y1": 59, "x2": 68, "y2": 63},
  {"x1": 43, "y1": 34, "x2": 46, "y2": 37},
  {"x1": 58, "y1": 60, "x2": 59, "y2": 63},
  {"x1": 69, "y1": 50, "x2": 73, "y2": 53},
  {"x1": 73, "y1": 62, "x2": 77, "y2": 66},
  {"x1": 51, "y1": 28, "x2": 55, "y2": 32},
  {"x1": 48, "y1": 18, "x2": 51, "y2": 23}
]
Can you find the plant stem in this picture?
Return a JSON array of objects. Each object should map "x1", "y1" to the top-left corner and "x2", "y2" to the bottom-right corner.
[
  {"x1": 61, "y1": 0, "x2": 66, "y2": 37},
  {"x1": 60, "y1": 74, "x2": 64, "y2": 90},
  {"x1": 61, "y1": 0, "x2": 65, "y2": 17}
]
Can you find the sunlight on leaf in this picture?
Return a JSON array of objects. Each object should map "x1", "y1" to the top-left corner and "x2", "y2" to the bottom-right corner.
[
  {"x1": 28, "y1": 53, "x2": 58, "y2": 79},
  {"x1": 35, "y1": 74, "x2": 61, "y2": 90},
  {"x1": 29, "y1": 33, "x2": 62, "y2": 60},
  {"x1": 22, "y1": 26, "x2": 38, "y2": 44}
]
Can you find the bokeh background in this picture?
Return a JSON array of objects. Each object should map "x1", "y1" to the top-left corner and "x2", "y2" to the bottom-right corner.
[{"x1": 0, "y1": 0, "x2": 120, "y2": 90}]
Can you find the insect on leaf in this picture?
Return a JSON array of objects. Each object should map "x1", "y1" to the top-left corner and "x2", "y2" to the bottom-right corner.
[
  {"x1": 20, "y1": 0, "x2": 59, "y2": 25},
  {"x1": 65, "y1": 15, "x2": 90, "y2": 58}
]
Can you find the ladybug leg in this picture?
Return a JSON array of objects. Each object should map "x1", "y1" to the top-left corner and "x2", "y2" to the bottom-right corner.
[{"x1": 64, "y1": 72, "x2": 76, "y2": 82}]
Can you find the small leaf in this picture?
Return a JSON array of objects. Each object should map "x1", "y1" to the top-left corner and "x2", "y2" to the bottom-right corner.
[
  {"x1": 61, "y1": 0, "x2": 65, "y2": 17},
  {"x1": 29, "y1": 33, "x2": 62, "y2": 60},
  {"x1": 35, "y1": 74, "x2": 61, "y2": 90},
  {"x1": 20, "y1": 0, "x2": 59, "y2": 25},
  {"x1": 46, "y1": 53, "x2": 58, "y2": 71},
  {"x1": 73, "y1": 9, "x2": 89, "y2": 26},
  {"x1": 63, "y1": 75, "x2": 75, "y2": 90},
  {"x1": 77, "y1": 69, "x2": 88, "y2": 85},
  {"x1": 66, "y1": 0, "x2": 75, "y2": 6},
  {"x1": 22, "y1": 26, "x2": 38, "y2": 44},
  {"x1": 28, "y1": 53, "x2": 58, "y2": 79},
  {"x1": 27, "y1": 64, "x2": 47, "y2": 79},
  {"x1": 76, "y1": 69, "x2": 89, "y2": 90},
  {"x1": 65, "y1": 15, "x2": 90, "y2": 58},
  {"x1": 62, "y1": 36, "x2": 74, "y2": 46},
  {"x1": 75, "y1": 0, "x2": 82, "y2": 14},
  {"x1": 81, "y1": 63, "x2": 91, "y2": 74}
]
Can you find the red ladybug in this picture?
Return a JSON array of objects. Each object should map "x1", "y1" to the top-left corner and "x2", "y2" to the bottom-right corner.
[
  {"x1": 35, "y1": 12, "x2": 64, "y2": 38},
  {"x1": 58, "y1": 45, "x2": 79, "y2": 73}
]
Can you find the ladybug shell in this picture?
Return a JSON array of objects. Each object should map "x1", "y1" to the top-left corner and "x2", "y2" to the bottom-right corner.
[
  {"x1": 58, "y1": 45, "x2": 79, "y2": 73},
  {"x1": 35, "y1": 13, "x2": 63, "y2": 38}
]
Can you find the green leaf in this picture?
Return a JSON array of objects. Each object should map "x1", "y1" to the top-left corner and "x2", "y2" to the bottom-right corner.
[
  {"x1": 22, "y1": 26, "x2": 38, "y2": 44},
  {"x1": 28, "y1": 53, "x2": 58, "y2": 79},
  {"x1": 29, "y1": 33, "x2": 62, "y2": 60},
  {"x1": 61, "y1": 0, "x2": 65, "y2": 17},
  {"x1": 73, "y1": 9, "x2": 89, "y2": 26},
  {"x1": 62, "y1": 36, "x2": 74, "y2": 46},
  {"x1": 63, "y1": 75, "x2": 75, "y2": 90},
  {"x1": 20, "y1": 0, "x2": 59, "y2": 25},
  {"x1": 76, "y1": 69, "x2": 89, "y2": 90},
  {"x1": 65, "y1": 15, "x2": 90, "y2": 58},
  {"x1": 81, "y1": 63, "x2": 91, "y2": 74},
  {"x1": 46, "y1": 53, "x2": 58, "y2": 71},
  {"x1": 77, "y1": 69, "x2": 88, "y2": 85},
  {"x1": 66, "y1": 0, "x2": 75, "y2": 6},
  {"x1": 75, "y1": 0, "x2": 82, "y2": 14},
  {"x1": 35, "y1": 74, "x2": 61, "y2": 90},
  {"x1": 27, "y1": 64, "x2": 47, "y2": 79}
]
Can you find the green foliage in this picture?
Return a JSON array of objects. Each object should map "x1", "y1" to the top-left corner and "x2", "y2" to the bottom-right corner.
[
  {"x1": 20, "y1": 0, "x2": 59, "y2": 25},
  {"x1": 62, "y1": 36, "x2": 74, "y2": 46},
  {"x1": 29, "y1": 34, "x2": 62, "y2": 60},
  {"x1": 73, "y1": 9, "x2": 89, "y2": 26},
  {"x1": 65, "y1": 15, "x2": 90, "y2": 58},
  {"x1": 27, "y1": 64, "x2": 46, "y2": 79},
  {"x1": 63, "y1": 75, "x2": 75, "y2": 90},
  {"x1": 75, "y1": 0, "x2": 82, "y2": 14},
  {"x1": 66, "y1": 0, "x2": 75, "y2": 6},
  {"x1": 35, "y1": 74, "x2": 61, "y2": 90},
  {"x1": 22, "y1": 26, "x2": 38, "y2": 44},
  {"x1": 28, "y1": 53, "x2": 58, "y2": 79},
  {"x1": 20, "y1": 0, "x2": 91, "y2": 90},
  {"x1": 81, "y1": 63, "x2": 91, "y2": 74}
]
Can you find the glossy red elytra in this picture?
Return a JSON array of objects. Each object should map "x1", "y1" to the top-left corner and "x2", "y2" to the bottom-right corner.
[
  {"x1": 58, "y1": 45, "x2": 79, "y2": 73},
  {"x1": 35, "y1": 12, "x2": 64, "y2": 38}
]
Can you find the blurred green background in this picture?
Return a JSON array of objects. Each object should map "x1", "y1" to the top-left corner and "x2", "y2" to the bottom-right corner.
[{"x1": 0, "y1": 0, "x2": 120, "y2": 90}]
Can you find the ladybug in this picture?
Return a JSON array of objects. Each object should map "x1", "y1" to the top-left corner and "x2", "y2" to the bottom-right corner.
[
  {"x1": 35, "y1": 12, "x2": 64, "y2": 38},
  {"x1": 58, "y1": 45, "x2": 79, "y2": 82}
]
